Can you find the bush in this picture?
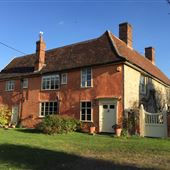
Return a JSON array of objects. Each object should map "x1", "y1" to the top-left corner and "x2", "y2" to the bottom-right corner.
[
  {"x1": 0, "y1": 105, "x2": 12, "y2": 127},
  {"x1": 37, "y1": 115, "x2": 81, "y2": 135}
]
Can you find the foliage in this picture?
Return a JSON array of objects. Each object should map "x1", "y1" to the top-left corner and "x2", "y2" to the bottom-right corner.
[
  {"x1": 0, "y1": 105, "x2": 12, "y2": 127},
  {"x1": 112, "y1": 124, "x2": 121, "y2": 129},
  {"x1": 0, "y1": 129, "x2": 170, "y2": 170},
  {"x1": 123, "y1": 102, "x2": 139, "y2": 136},
  {"x1": 37, "y1": 115, "x2": 81, "y2": 135},
  {"x1": 120, "y1": 128, "x2": 129, "y2": 137}
]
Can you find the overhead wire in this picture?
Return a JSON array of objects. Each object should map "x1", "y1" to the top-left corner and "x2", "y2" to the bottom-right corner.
[{"x1": 0, "y1": 41, "x2": 26, "y2": 55}]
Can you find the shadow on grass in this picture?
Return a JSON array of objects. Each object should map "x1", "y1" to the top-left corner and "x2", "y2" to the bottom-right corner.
[
  {"x1": 15, "y1": 128, "x2": 116, "y2": 138},
  {"x1": 15, "y1": 128, "x2": 42, "y2": 134},
  {"x1": 0, "y1": 144, "x2": 156, "y2": 170}
]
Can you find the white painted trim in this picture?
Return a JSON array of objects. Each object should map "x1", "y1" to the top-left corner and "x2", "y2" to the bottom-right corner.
[
  {"x1": 98, "y1": 98, "x2": 118, "y2": 133},
  {"x1": 5, "y1": 80, "x2": 15, "y2": 91},
  {"x1": 39, "y1": 101, "x2": 58, "y2": 117},
  {"x1": 22, "y1": 78, "x2": 28, "y2": 89},
  {"x1": 41, "y1": 74, "x2": 60, "y2": 91},
  {"x1": 80, "y1": 67, "x2": 93, "y2": 88},
  {"x1": 80, "y1": 100, "x2": 93, "y2": 122},
  {"x1": 61, "y1": 73, "x2": 67, "y2": 85}
]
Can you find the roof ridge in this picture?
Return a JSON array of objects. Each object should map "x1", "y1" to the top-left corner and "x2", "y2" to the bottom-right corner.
[
  {"x1": 109, "y1": 32, "x2": 170, "y2": 85},
  {"x1": 45, "y1": 36, "x2": 101, "y2": 54},
  {"x1": 9, "y1": 35, "x2": 104, "y2": 60}
]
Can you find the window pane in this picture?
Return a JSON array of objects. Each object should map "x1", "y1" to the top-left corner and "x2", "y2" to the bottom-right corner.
[
  {"x1": 42, "y1": 75, "x2": 60, "y2": 90},
  {"x1": 22, "y1": 79, "x2": 28, "y2": 88},
  {"x1": 41, "y1": 103, "x2": 44, "y2": 116},
  {"x1": 41, "y1": 102, "x2": 58, "y2": 116},
  {"x1": 61, "y1": 73, "x2": 67, "y2": 84},
  {"x1": 80, "y1": 101, "x2": 92, "y2": 121},
  {"x1": 81, "y1": 114, "x2": 85, "y2": 120},
  {"x1": 87, "y1": 114, "x2": 91, "y2": 121},
  {"x1": 87, "y1": 80, "x2": 91, "y2": 87},
  {"x1": 51, "y1": 78, "x2": 55, "y2": 89},
  {"x1": 103, "y1": 105, "x2": 108, "y2": 109},
  {"x1": 110, "y1": 105, "x2": 115, "y2": 109},
  {"x1": 87, "y1": 74, "x2": 91, "y2": 80},
  {"x1": 81, "y1": 102, "x2": 86, "y2": 108},
  {"x1": 81, "y1": 73, "x2": 86, "y2": 87},
  {"x1": 87, "y1": 109, "x2": 91, "y2": 115},
  {"x1": 82, "y1": 69, "x2": 86, "y2": 75},
  {"x1": 55, "y1": 84, "x2": 59, "y2": 89},
  {"x1": 87, "y1": 102, "x2": 91, "y2": 107},
  {"x1": 87, "y1": 68, "x2": 91, "y2": 74},
  {"x1": 82, "y1": 109, "x2": 86, "y2": 115}
]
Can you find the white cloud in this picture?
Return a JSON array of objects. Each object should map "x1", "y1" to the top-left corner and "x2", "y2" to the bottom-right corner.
[{"x1": 58, "y1": 21, "x2": 64, "y2": 25}]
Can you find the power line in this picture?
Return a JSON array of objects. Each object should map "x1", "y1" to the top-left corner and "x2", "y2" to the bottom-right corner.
[{"x1": 0, "y1": 41, "x2": 26, "y2": 55}]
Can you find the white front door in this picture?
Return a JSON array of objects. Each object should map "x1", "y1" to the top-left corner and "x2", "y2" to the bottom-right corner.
[
  {"x1": 11, "y1": 105, "x2": 19, "y2": 124},
  {"x1": 99, "y1": 99, "x2": 117, "y2": 133}
]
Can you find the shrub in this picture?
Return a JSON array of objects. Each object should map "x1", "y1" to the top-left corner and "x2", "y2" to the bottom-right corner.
[
  {"x1": 37, "y1": 115, "x2": 81, "y2": 135},
  {"x1": 0, "y1": 105, "x2": 12, "y2": 127}
]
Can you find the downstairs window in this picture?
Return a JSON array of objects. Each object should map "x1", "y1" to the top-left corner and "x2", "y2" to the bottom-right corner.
[
  {"x1": 80, "y1": 101, "x2": 92, "y2": 122},
  {"x1": 40, "y1": 101, "x2": 58, "y2": 117}
]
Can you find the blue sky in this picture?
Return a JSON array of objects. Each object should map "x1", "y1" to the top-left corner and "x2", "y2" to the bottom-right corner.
[{"x1": 0, "y1": 0, "x2": 169, "y2": 78}]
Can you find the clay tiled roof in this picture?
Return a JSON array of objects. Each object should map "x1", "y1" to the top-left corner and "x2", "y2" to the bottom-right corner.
[
  {"x1": 0, "y1": 31, "x2": 169, "y2": 86},
  {"x1": 0, "y1": 32, "x2": 121, "y2": 79},
  {"x1": 108, "y1": 32, "x2": 170, "y2": 86}
]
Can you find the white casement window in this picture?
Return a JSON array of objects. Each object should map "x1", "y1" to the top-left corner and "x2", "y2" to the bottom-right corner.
[
  {"x1": 21, "y1": 78, "x2": 28, "y2": 89},
  {"x1": 42, "y1": 75, "x2": 60, "y2": 90},
  {"x1": 140, "y1": 75, "x2": 147, "y2": 94},
  {"x1": 80, "y1": 101, "x2": 92, "y2": 122},
  {"x1": 6, "y1": 80, "x2": 14, "y2": 91},
  {"x1": 81, "y1": 68, "x2": 92, "y2": 87},
  {"x1": 40, "y1": 101, "x2": 58, "y2": 117},
  {"x1": 61, "y1": 73, "x2": 67, "y2": 84}
]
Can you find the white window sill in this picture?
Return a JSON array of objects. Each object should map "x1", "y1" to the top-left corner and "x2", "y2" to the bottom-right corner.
[{"x1": 80, "y1": 120, "x2": 93, "y2": 123}]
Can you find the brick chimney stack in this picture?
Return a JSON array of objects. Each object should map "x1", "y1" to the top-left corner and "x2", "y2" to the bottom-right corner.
[
  {"x1": 34, "y1": 32, "x2": 46, "y2": 71},
  {"x1": 119, "y1": 22, "x2": 133, "y2": 48},
  {"x1": 145, "y1": 47, "x2": 155, "y2": 65}
]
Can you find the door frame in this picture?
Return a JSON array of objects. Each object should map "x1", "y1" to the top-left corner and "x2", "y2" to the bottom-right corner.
[
  {"x1": 98, "y1": 98, "x2": 118, "y2": 132},
  {"x1": 11, "y1": 105, "x2": 19, "y2": 125}
]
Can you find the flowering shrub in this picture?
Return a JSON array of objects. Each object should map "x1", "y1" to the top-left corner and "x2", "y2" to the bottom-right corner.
[{"x1": 0, "y1": 105, "x2": 12, "y2": 127}]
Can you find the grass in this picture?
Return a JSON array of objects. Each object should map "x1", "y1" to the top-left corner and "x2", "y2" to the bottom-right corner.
[{"x1": 0, "y1": 128, "x2": 170, "y2": 170}]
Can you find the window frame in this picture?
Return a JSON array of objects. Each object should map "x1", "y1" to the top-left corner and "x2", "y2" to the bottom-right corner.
[
  {"x1": 21, "y1": 78, "x2": 28, "y2": 89},
  {"x1": 61, "y1": 73, "x2": 67, "y2": 85},
  {"x1": 41, "y1": 75, "x2": 60, "y2": 90},
  {"x1": 80, "y1": 101, "x2": 93, "y2": 122},
  {"x1": 5, "y1": 80, "x2": 15, "y2": 91},
  {"x1": 140, "y1": 75, "x2": 147, "y2": 94},
  {"x1": 39, "y1": 101, "x2": 58, "y2": 117},
  {"x1": 81, "y1": 68, "x2": 92, "y2": 88}
]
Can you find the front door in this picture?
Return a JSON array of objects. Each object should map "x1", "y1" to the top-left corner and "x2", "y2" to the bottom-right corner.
[
  {"x1": 99, "y1": 99, "x2": 117, "y2": 133},
  {"x1": 11, "y1": 105, "x2": 19, "y2": 125}
]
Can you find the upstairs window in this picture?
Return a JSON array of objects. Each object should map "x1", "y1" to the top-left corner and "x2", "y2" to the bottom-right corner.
[
  {"x1": 140, "y1": 75, "x2": 147, "y2": 94},
  {"x1": 42, "y1": 75, "x2": 60, "y2": 90},
  {"x1": 80, "y1": 101, "x2": 92, "y2": 122},
  {"x1": 21, "y1": 78, "x2": 28, "y2": 89},
  {"x1": 6, "y1": 80, "x2": 14, "y2": 91},
  {"x1": 81, "y1": 68, "x2": 92, "y2": 87},
  {"x1": 61, "y1": 73, "x2": 67, "y2": 85},
  {"x1": 40, "y1": 101, "x2": 58, "y2": 117}
]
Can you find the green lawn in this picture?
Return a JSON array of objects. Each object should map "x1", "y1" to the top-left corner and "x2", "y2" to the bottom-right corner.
[{"x1": 0, "y1": 129, "x2": 170, "y2": 170}]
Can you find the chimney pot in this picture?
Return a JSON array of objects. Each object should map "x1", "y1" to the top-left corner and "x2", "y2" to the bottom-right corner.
[
  {"x1": 34, "y1": 32, "x2": 46, "y2": 71},
  {"x1": 119, "y1": 22, "x2": 133, "y2": 48},
  {"x1": 145, "y1": 47, "x2": 155, "y2": 65}
]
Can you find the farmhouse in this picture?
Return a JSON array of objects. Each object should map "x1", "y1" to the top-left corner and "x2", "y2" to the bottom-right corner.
[{"x1": 0, "y1": 23, "x2": 169, "y2": 136}]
